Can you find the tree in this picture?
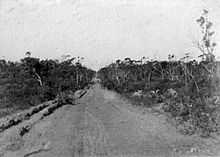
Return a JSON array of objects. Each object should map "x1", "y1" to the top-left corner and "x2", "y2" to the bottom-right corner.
[
  {"x1": 25, "y1": 51, "x2": 31, "y2": 58},
  {"x1": 21, "y1": 56, "x2": 43, "y2": 87},
  {"x1": 196, "y1": 9, "x2": 216, "y2": 62},
  {"x1": 0, "y1": 55, "x2": 95, "y2": 109}
]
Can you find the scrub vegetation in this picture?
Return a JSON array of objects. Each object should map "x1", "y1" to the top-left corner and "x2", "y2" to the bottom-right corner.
[
  {"x1": 0, "y1": 53, "x2": 95, "y2": 117},
  {"x1": 98, "y1": 10, "x2": 220, "y2": 137}
]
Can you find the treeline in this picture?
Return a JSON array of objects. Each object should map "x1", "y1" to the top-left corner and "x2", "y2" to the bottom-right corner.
[
  {"x1": 98, "y1": 57, "x2": 220, "y2": 136},
  {"x1": 0, "y1": 55, "x2": 95, "y2": 110},
  {"x1": 98, "y1": 58, "x2": 220, "y2": 95},
  {"x1": 98, "y1": 9, "x2": 220, "y2": 137}
]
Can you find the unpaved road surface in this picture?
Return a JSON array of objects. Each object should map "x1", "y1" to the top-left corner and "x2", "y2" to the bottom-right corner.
[{"x1": 0, "y1": 84, "x2": 220, "y2": 157}]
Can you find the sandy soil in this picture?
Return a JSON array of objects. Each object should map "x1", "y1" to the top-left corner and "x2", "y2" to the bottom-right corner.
[{"x1": 0, "y1": 83, "x2": 220, "y2": 157}]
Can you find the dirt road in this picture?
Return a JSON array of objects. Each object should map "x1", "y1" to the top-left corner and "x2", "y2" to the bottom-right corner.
[{"x1": 0, "y1": 84, "x2": 218, "y2": 157}]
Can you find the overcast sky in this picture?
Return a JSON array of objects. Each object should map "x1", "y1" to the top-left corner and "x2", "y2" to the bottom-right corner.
[{"x1": 0, "y1": 0, "x2": 220, "y2": 70}]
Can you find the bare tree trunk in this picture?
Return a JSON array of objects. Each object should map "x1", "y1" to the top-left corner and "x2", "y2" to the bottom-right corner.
[{"x1": 34, "y1": 72, "x2": 43, "y2": 87}]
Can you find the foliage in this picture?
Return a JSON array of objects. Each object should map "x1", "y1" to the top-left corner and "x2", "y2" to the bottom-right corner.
[
  {"x1": 0, "y1": 55, "x2": 95, "y2": 110},
  {"x1": 98, "y1": 10, "x2": 220, "y2": 137},
  {"x1": 98, "y1": 57, "x2": 220, "y2": 137},
  {"x1": 196, "y1": 9, "x2": 216, "y2": 62}
]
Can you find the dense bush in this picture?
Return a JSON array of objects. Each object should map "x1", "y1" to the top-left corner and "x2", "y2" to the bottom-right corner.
[
  {"x1": 0, "y1": 55, "x2": 95, "y2": 110},
  {"x1": 98, "y1": 58, "x2": 220, "y2": 136},
  {"x1": 98, "y1": 10, "x2": 220, "y2": 137}
]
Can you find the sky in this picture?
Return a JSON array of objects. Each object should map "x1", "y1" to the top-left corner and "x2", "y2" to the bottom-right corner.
[{"x1": 0, "y1": 0, "x2": 220, "y2": 70}]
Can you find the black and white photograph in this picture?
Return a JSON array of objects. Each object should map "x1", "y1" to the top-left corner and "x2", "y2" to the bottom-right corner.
[{"x1": 0, "y1": 0, "x2": 220, "y2": 156}]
